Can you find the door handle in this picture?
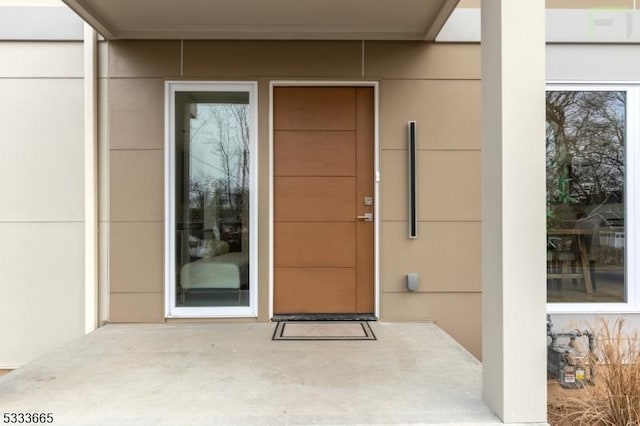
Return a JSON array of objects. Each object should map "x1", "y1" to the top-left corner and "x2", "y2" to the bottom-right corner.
[{"x1": 357, "y1": 213, "x2": 373, "y2": 222}]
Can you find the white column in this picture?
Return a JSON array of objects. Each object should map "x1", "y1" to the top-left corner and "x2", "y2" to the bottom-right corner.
[
  {"x1": 481, "y1": 0, "x2": 547, "y2": 423},
  {"x1": 84, "y1": 23, "x2": 98, "y2": 334}
]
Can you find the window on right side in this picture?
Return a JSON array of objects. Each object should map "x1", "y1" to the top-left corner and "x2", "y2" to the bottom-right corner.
[{"x1": 546, "y1": 88, "x2": 628, "y2": 305}]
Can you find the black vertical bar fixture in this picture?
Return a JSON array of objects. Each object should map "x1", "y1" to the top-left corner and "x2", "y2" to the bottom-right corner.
[{"x1": 408, "y1": 121, "x2": 418, "y2": 239}]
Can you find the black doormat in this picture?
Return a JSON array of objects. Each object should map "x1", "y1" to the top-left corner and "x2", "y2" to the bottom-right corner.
[
  {"x1": 272, "y1": 321, "x2": 376, "y2": 341},
  {"x1": 272, "y1": 313, "x2": 376, "y2": 321}
]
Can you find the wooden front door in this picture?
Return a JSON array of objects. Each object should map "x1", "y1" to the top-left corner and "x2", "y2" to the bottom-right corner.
[{"x1": 273, "y1": 87, "x2": 374, "y2": 314}]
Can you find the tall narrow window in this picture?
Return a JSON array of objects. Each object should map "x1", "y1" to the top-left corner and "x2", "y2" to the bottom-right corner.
[
  {"x1": 167, "y1": 82, "x2": 257, "y2": 317},
  {"x1": 546, "y1": 89, "x2": 626, "y2": 304}
]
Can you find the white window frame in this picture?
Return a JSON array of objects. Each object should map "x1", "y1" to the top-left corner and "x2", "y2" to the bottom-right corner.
[
  {"x1": 164, "y1": 81, "x2": 259, "y2": 318},
  {"x1": 547, "y1": 82, "x2": 640, "y2": 314}
]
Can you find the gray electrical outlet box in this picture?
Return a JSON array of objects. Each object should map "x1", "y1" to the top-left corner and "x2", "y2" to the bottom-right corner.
[{"x1": 407, "y1": 273, "x2": 418, "y2": 292}]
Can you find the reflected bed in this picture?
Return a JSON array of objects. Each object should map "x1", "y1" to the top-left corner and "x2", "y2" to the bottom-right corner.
[{"x1": 179, "y1": 252, "x2": 249, "y2": 303}]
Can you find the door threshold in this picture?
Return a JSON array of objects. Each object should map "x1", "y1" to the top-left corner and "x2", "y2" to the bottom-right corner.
[{"x1": 272, "y1": 313, "x2": 377, "y2": 322}]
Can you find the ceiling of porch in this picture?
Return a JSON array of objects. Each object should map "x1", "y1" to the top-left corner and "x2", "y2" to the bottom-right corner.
[{"x1": 61, "y1": 0, "x2": 459, "y2": 40}]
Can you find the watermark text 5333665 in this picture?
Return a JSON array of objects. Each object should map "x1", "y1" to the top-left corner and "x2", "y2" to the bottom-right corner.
[{"x1": 2, "y1": 413, "x2": 54, "y2": 424}]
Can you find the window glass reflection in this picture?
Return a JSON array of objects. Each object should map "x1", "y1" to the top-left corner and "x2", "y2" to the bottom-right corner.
[
  {"x1": 174, "y1": 92, "x2": 250, "y2": 307},
  {"x1": 546, "y1": 91, "x2": 625, "y2": 303}
]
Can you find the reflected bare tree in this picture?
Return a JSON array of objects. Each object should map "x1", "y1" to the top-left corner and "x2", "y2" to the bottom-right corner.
[
  {"x1": 187, "y1": 103, "x2": 250, "y2": 251},
  {"x1": 546, "y1": 91, "x2": 625, "y2": 227}
]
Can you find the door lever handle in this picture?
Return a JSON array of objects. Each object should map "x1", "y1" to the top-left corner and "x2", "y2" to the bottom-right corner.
[{"x1": 357, "y1": 213, "x2": 373, "y2": 222}]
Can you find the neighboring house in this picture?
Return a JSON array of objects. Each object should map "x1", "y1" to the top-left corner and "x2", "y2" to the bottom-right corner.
[{"x1": 4, "y1": 0, "x2": 640, "y2": 423}]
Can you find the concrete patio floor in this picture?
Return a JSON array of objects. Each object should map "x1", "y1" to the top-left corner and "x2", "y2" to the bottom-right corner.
[{"x1": 0, "y1": 322, "x2": 541, "y2": 425}]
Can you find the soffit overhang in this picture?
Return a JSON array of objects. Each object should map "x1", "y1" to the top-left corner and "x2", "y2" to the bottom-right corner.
[{"x1": 61, "y1": 0, "x2": 459, "y2": 41}]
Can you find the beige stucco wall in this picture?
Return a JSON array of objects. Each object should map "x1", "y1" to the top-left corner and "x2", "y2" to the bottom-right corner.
[
  {"x1": 0, "y1": 41, "x2": 85, "y2": 367},
  {"x1": 102, "y1": 40, "x2": 482, "y2": 358}
]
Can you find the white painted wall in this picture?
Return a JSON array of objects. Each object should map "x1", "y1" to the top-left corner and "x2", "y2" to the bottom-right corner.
[
  {"x1": 0, "y1": 1, "x2": 63, "y2": 6},
  {"x1": 547, "y1": 43, "x2": 640, "y2": 81},
  {"x1": 0, "y1": 41, "x2": 85, "y2": 368},
  {"x1": 439, "y1": 9, "x2": 640, "y2": 43}
]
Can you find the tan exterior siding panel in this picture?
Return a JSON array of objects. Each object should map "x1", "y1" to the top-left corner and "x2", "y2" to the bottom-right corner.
[
  {"x1": 183, "y1": 40, "x2": 362, "y2": 78},
  {"x1": 108, "y1": 78, "x2": 164, "y2": 150},
  {"x1": 456, "y1": 0, "x2": 480, "y2": 7},
  {"x1": 418, "y1": 150, "x2": 481, "y2": 221},
  {"x1": 109, "y1": 293, "x2": 164, "y2": 323},
  {"x1": 110, "y1": 222, "x2": 163, "y2": 293},
  {"x1": 381, "y1": 150, "x2": 481, "y2": 221},
  {"x1": 381, "y1": 79, "x2": 481, "y2": 150},
  {"x1": 381, "y1": 221, "x2": 481, "y2": 293},
  {"x1": 364, "y1": 42, "x2": 480, "y2": 80},
  {"x1": 110, "y1": 150, "x2": 164, "y2": 222},
  {"x1": 381, "y1": 292, "x2": 481, "y2": 359},
  {"x1": 109, "y1": 40, "x2": 180, "y2": 78}
]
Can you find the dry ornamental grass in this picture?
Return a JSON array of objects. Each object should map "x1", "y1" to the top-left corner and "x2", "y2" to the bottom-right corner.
[{"x1": 548, "y1": 319, "x2": 640, "y2": 426}]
